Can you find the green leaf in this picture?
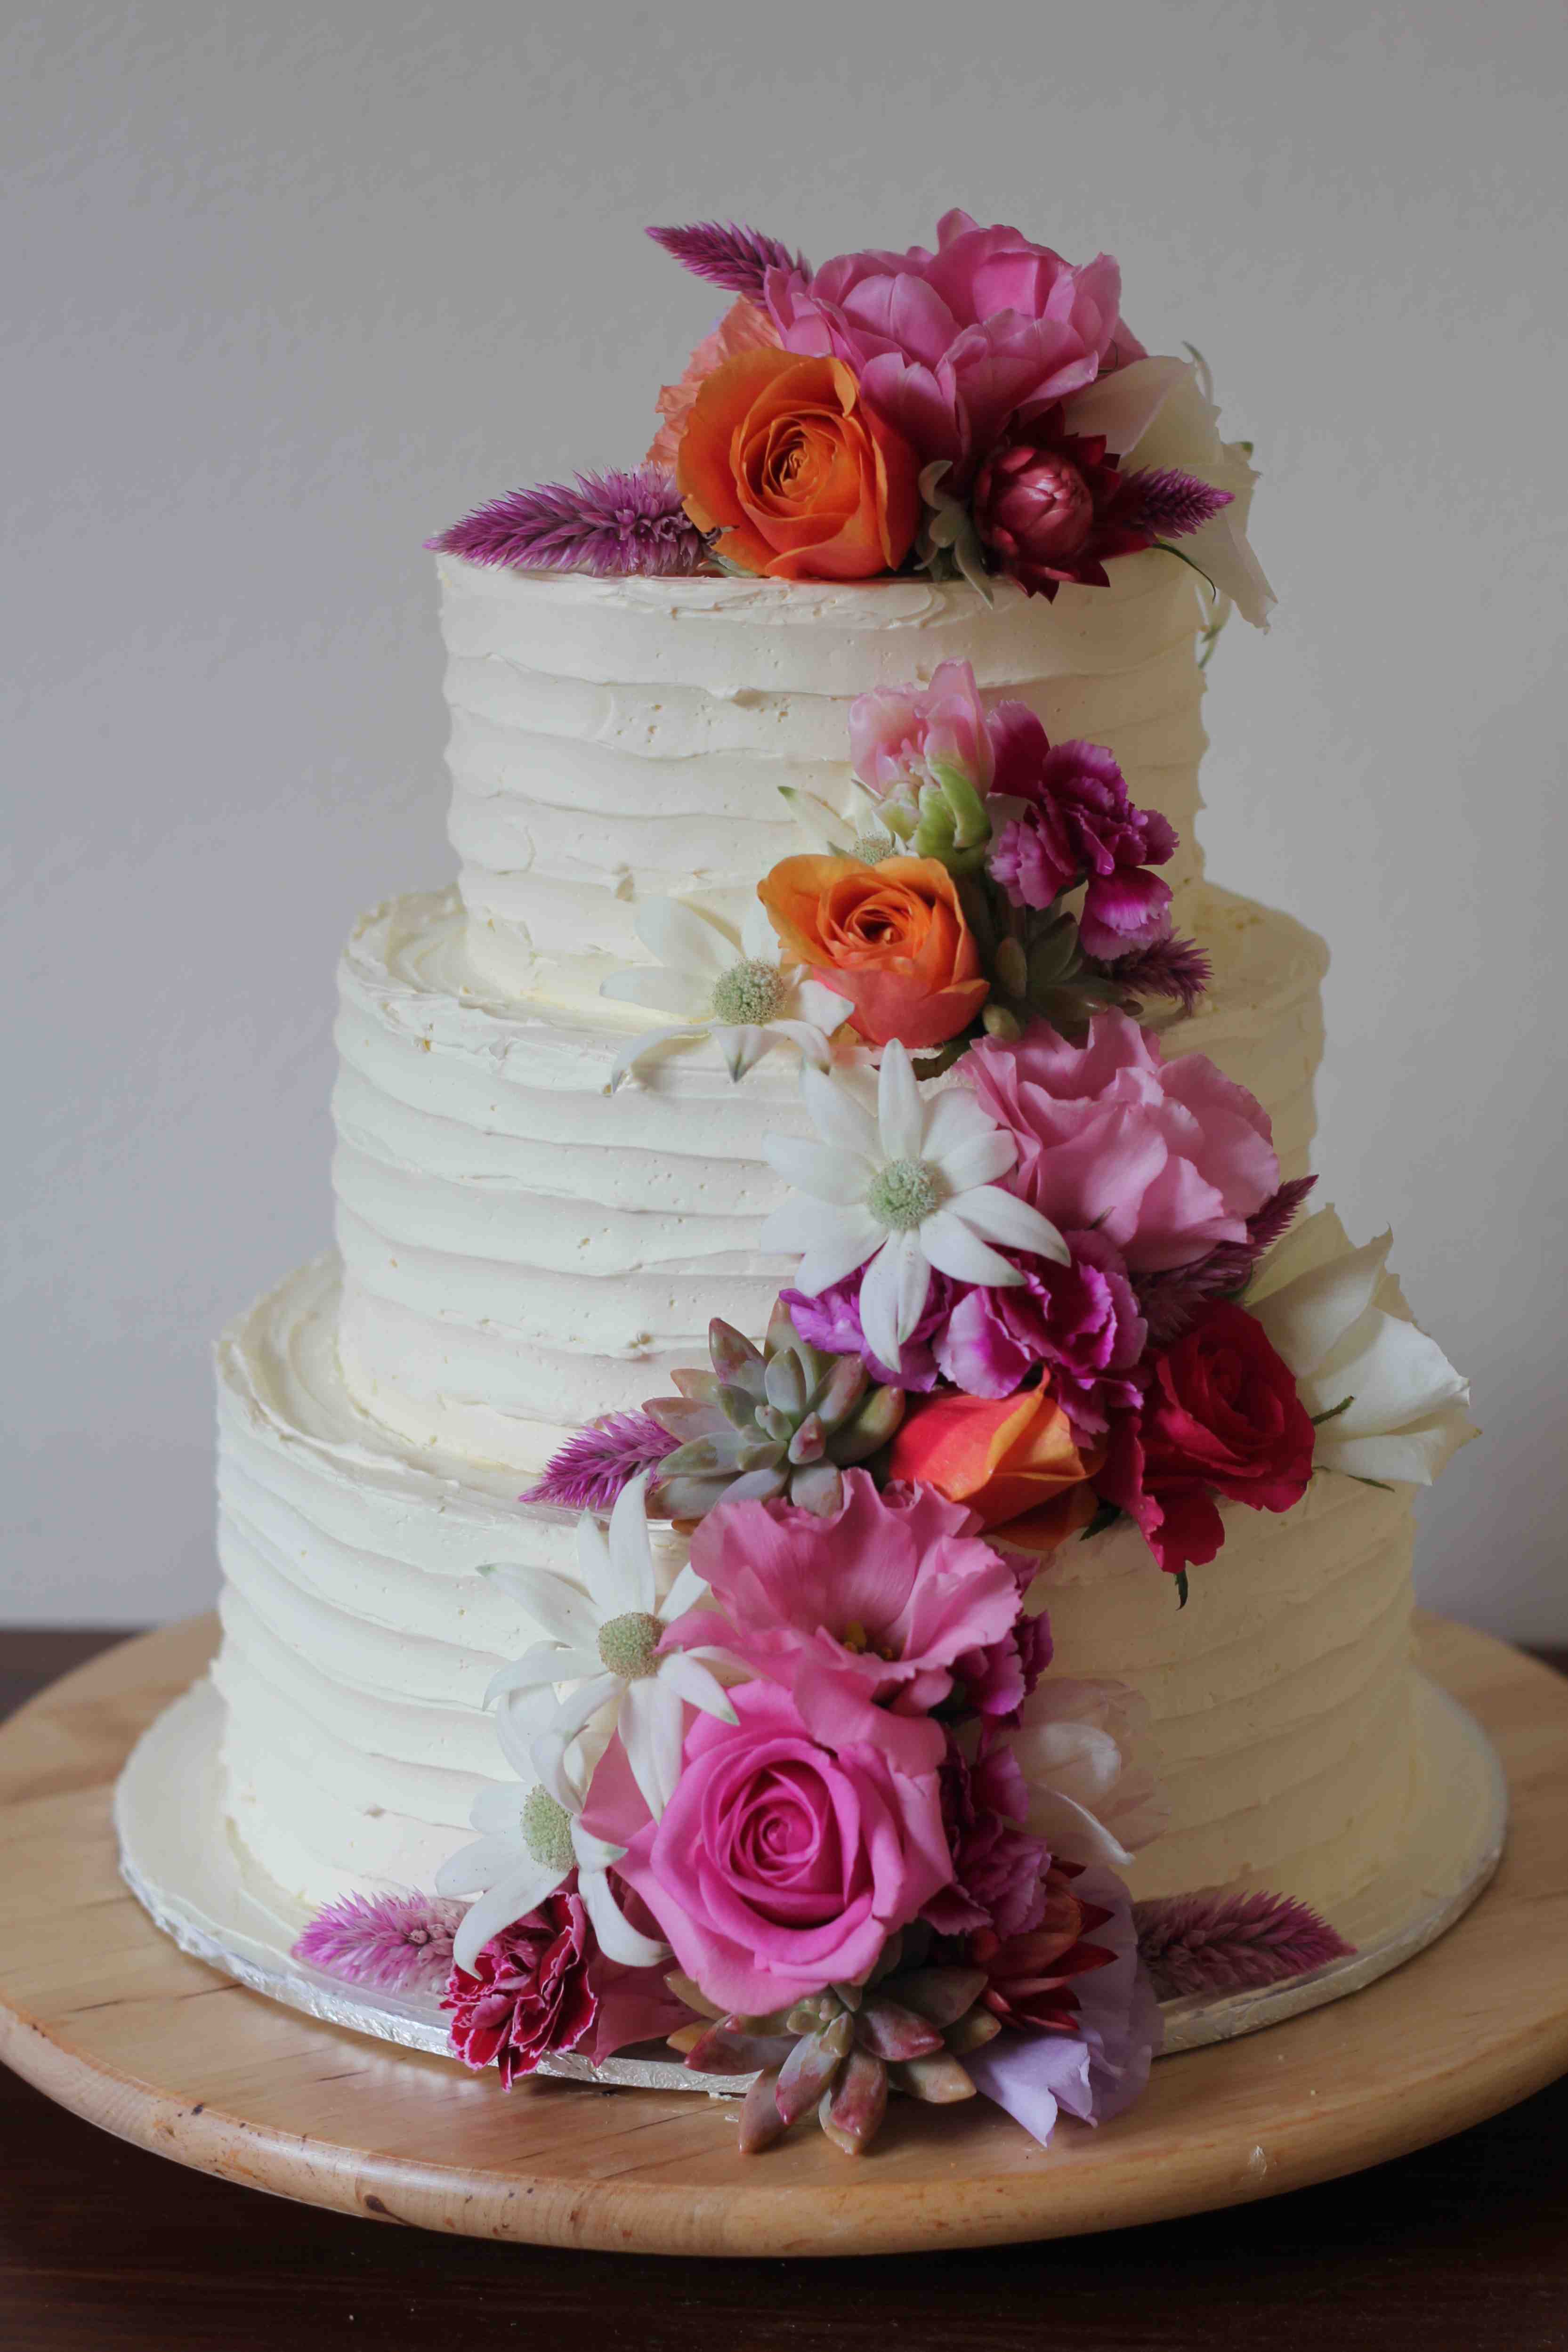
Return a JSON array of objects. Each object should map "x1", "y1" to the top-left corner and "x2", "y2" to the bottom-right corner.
[
  {"x1": 1080, "y1": 1499, "x2": 1122, "y2": 1542},
  {"x1": 1175, "y1": 1569, "x2": 1190, "y2": 1609}
]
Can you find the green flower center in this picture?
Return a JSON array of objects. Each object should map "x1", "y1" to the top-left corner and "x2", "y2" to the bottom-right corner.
[
  {"x1": 597, "y1": 1609, "x2": 663, "y2": 1681},
  {"x1": 520, "y1": 1786, "x2": 575, "y2": 1876},
  {"x1": 710, "y1": 958, "x2": 784, "y2": 1026},
  {"x1": 867, "y1": 1158, "x2": 941, "y2": 1232},
  {"x1": 851, "y1": 829, "x2": 897, "y2": 865}
]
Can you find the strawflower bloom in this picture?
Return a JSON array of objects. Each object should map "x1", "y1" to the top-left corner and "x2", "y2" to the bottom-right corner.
[{"x1": 760, "y1": 1039, "x2": 1068, "y2": 1373}]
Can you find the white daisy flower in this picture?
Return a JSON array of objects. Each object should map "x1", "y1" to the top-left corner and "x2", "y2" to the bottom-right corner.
[
  {"x1": 759, "y1": 1040, "x2": 1070, "y2": 1373},
  {"x1": 436, "y1": 1738, "x2": 663, "y2": 1978},
  {"x1": 480, "y1": 1475, "x2": 737, "y2": 1824},
  {"x1": 600, "y1": 897, "x2": 851, "y2": 1090}
]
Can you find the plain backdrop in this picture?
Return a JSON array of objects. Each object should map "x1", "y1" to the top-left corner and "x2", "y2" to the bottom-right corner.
[{"x1": 5, "y1": 2, "x2": 1565, "y2": 1632}]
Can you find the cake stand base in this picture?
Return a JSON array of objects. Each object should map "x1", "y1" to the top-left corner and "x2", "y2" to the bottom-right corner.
[{"x1": 2, "y1": 1614, "x2": 1566, "y2": 2259}]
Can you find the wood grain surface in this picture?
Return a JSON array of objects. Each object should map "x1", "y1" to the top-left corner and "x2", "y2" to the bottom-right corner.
[{"x1": 2, "y1": 1624, "x2": 1567, "y2": 2348}]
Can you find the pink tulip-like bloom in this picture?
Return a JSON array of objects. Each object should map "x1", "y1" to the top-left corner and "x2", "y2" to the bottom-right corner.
[
  {"x1": 935, "y1": 1229, "x2": 1148, "y2": 1442},
  {"x1": 849, "y1": 657, "x2": 995, "y2": 802},
  {"x1": 667, "y1": 1471, "x2": 1023, "y2": 1773},
  {"x1": 765, "y1": 210, "x2": 1142, "y2": 485},
  {"x1": 583, "y1": 1679, "x2": 953, "y2": 2016},
  {"x1": 986, "y1": 705, "x2": 1178, "y2": 957},
  {"x1": 964, "y1": 1013, "x2": 1279, "y2": 1275}
]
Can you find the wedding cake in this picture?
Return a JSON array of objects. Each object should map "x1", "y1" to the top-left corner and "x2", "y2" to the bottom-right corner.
[{"x1": 199, "y1": 214, "x2": 1474, "y2": 2155}]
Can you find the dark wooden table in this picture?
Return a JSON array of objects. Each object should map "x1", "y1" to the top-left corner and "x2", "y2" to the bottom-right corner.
[{"x1": 5, "y1": 1630, "x2": 1567, "y2": 2352}]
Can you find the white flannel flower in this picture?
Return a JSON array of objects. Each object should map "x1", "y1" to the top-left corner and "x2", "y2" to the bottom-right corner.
[
  {"x1": 601, "y1": 897, "x2": 850, "y2": 1090},
  {"x1": 777, "y1": 780, "x2": 901, "y2": 865},
  {"x1": 1247, "y1": 1206, "x2": 1476, "y2": 1486},
  {"x1": 480, "y1": 1475, "x2": 737, "y2": 1823},
  {"x1": 759, "y1": 1039, "x2": 1069, "y2": 1373},
  {"x1": 436, "y1": 1732, "x2": 665, "y2": 1977}
]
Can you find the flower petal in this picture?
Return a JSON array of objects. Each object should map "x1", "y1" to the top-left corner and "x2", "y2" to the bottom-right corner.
[
  {"x1": 608, "y1": 1026, "x2": 702, "y2": 1091},
  {"x1": 951, "y1": 1184, "x2": 1071, "y2": 1265},
  {"x1": 793, "y1": 1206, "x2": 887, "y2": 1295},
  {"x1": 622, "y1": 1675, "x2": 686, "y2": 1819},
  {"x1": 800, "y1": 1059, "x2": 881, "y2": 1162},
  {"x1": 536, "y1": 1673, "x2": 621, "y2": 1757},
  {"x1": 657, "y1": 1561, "x2": 711, "y2": 1623},
  {"x1": 858, "y1": 1230, "x2": 930, "y2": 1371},
  {"x1": 451, "y1": 1864, "x2": 566, "y2": 1976},
  {"x1": 495, "y1": 1686, "x2": 586, "y2": 1778},
  {"x1": 931, "y1": 1129, "x2": 1017, "y2": 1194},
  {"x1": 657, "y1": 1649, "x2": 739, "y2": 1722},
  {"x1": 579, "y1": 1867, "x2": 669, "y2": 1968},
  {"x1": 487, "y1": 1564, "x2": 599, "y2": 1649},
  {"x1": 606, "y1": 1473, "x2": 658, "y2": 1613},
  {"x1": 876, "y1": 1038, "x2": 924, "y2": 1163},
  {"x1": 741, "y1": 897, "x2": 780, "y2": 962},
  {"x1": 600, "y1": 968, "x2": 715, "y2": 1019},
  {"x1": 790, "y1": 978, "x2": 854, "y2": 1034},
  {"x1": 917, "y1": 1205, "x2": 1018, "y2": 1286},
  {"x1": 764, "y1": 1135, "x2": 873, "y2": 1204},
  {"x1": 484, "y1": 1644, "x2": 595, "y2": 1706},
  {"x1": 635, "y1": 896, "x2": 736, "y2": 976}
]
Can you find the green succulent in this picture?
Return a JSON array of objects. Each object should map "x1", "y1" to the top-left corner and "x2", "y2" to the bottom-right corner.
[
  {"x1": 644, "y1": 1304, "x2": 905, "y2": 1522},
  {"x1": 666, "y1": 1930, "x2": 1001, "y2": 2157}
]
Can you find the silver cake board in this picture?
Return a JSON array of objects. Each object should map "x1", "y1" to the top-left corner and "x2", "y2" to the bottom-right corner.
[{"x1": 115, "y1": 1669, "x2": 1506, "y2": 2088}]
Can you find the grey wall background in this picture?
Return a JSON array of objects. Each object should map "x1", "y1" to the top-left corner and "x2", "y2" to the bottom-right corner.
[{"x1": 5, "y1": 2, "x2": 1565, "y2": 1632}]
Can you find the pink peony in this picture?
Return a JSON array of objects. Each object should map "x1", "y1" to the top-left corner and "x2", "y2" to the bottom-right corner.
[
  {"x1": 963, "y1": 1013, "x2": 1278, "y2": 1275},
  {"x1": 849, "y1": 657, "x2": 994, "y2": 802},
  {"x1": 666, "y1": 1470, "x2": 1021, "y2": 1772},
  {"x1": 923, "y1": 1728, "x2": 1051, "y2": 1943},
  {"x1": 765, "y1": 210, "x2": 1142, "y2": 485},
  {"x1": 582, "y1": 1680, "x2": 953, "y2": 2016},
  {"x1": 645, "y1": 297, "x2": 780, "y2": 469},
  {"x1": 985, "y1": 707, "x2": 1178, "y2": 956},
  {"x1": 934, "y1": 1229, "x2": 1147, "y2": 1443}
]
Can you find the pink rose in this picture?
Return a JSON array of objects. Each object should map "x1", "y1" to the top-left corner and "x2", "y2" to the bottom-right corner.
[
  {"x1": 667, "y1": 1470, "x2": 1021, "y2": 1771},
  {"x1": 964, "y1": 1013, "x2": 1278, "y2": 1275},
  {"x1": 582, "y1": 1681, "x2": 952, "y2": 2016},
  {"x1": 766, "y1": 210, "x2": 1142, "y2": 485},
  {"x1": 849, "y1": 657, "x2": 995, "y2": 803}
]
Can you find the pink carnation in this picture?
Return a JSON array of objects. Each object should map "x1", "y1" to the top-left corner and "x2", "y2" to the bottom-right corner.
[
  {"x1": 766, "y1": 210, "x2": 1142, "y2": 485},
  {"x1": 935, "y1": 1229, "x2": 1148, "y2": 1443},
  {"x1": 666, "y1": 1469, "x2": 1021, "y2": 1773},
  {"x1": 849, "y1": 657, "x2": 994, "y2": 802},
  {"x1": 923, "y1": 1729, "x2": 1051, "y2": 1943},
  {"x1": 985, "y1": 707, "x2": 1178, "y2": 956},
  {"x1": 963, "y1": 1012, "x2": 1278, "y2": 1275},
  {"x1": 582, "y1": 1680, "x2": 953, "y2": 2017}
]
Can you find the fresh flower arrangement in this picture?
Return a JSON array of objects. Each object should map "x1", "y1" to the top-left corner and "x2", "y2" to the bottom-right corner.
[
  {"x1": 286, "y1": 211, "x2": 1479, "y2": 2161},
  {"x1": 429, "y1": 211, "x2": 1271, "y2": 622}
]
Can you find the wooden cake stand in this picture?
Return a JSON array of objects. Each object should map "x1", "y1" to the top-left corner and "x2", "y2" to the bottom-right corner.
[{"x1": 2, "y1": 1614, "x2": 1565, "y2": 2260}]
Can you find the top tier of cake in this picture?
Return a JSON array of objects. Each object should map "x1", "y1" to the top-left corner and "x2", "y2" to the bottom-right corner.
[{"x1": 439, "y1": 551, "x2": 1212, "y2": 1011}]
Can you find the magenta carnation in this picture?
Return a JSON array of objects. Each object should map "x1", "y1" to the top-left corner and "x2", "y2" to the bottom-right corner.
[
  {"x1": 963, "y1": 1012, "x2": 1278, "y2": 1275},
  {"x1": 582, "y1": 1679, "x2": 953, "y2": 2017},
  {"x1": 985, "y1": 706, "x2": 1177, "y2": 956},
  {"x1": 934, "y1": 1229, "x2": 1148, "y2": 1443},
  {"x1": 765, "y1": 210, "x2": 1141, "y2": 485},
  {"x1": 443, "y1": 1887, "x2": 598, "y2": 2085},
  {"x1": 924, "y1": 1730, "x2": 1051, "y2": 1943},
  {"x1": 780, "y1": 1267, "x2": 961, "y2": 1392},
  {"x1": 665, "y1": 1469, "x2": 1021, "y2": 1773}
]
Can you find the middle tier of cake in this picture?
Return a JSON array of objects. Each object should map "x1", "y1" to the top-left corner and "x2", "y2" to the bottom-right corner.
[{"x1": 331, "y1": 882, "x2": 1328, "y2": 1477}]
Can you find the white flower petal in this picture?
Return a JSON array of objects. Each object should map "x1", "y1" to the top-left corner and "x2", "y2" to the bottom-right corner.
[
  {"x1": 921, "y1": 1086, "x2": 1005, "y2": 1164},
  {"x1": 484, "y1": 1645, "x2": 594, "y2": 1706},
  {"x1": 435, "y1": 1832, "x2": 526, "y2": 1896},
  {"x1": 1317, "y1": 1408, "x2": 1476, "y2": 1487},
  {"x1": 1024, "y1": 1786, "x2": 1134, "y2": 1873},
  {"x1": 1251, "y1": 1233, "x2": 1392, "y2": 1378},
  {"x1": 1061, "y1": 353, "x2": 1191, "y2": 456},
  {"x1": 951, "y1": 1184, "x2": 1071, "y2": 1266},
  {"x1": 917, "y1": 1205, "x2": 1019, "y2": 1287},
  {"x1": 790, "y1": 978, "x2": 853, "y2": 1035},
  {"x1": 792, "y1": 1207, "x2": 886, "y2": 1295},
  {"x1": 529, "y1": 1729, "x2": 588, "y2": 1812},
  {"x1": 469, "y1": 1782, "x2": 533, "y2": 1835},
  {"x1": 635, "y1": 897, "x2": 735, "y2": 976},
  {"x1": 876, "y1": 1039, "x2": 924, "y2": 1164},
  {"x1": 931, "y1": 1129, "x2": 1017, "y2": 1195},
  {"x1": 1309, "y1": 1314, "x2": 1470, "y2": 1439},
  {"x1": 495, "y1": 1687, "x2": 582, "y2": 1778},
  {"x1": 622, "y1": 1675, "x2": 686, "y2": 1820},
  {"x1": 608, "y1": 1026, "x2": 701, "y2": 1092},
  {"x1": 716, "y1": 1023, "x2": 768, "y2": 1082},
  {"x1": 537, "y1": 1673, "x2": 621, "y2": 1756},
  {"x1": 800, "y1": 1059, "x2": 881, "y2": 1162},
  {"x1": 492, "y1": 1562, "x2": 600, "y2": 1650},
  {"x1": 657, "y1": 1562, "x2": 711, "y2": 1624},
  {"x1": 741, "y1": 897, "x2": 779, "y2": 962},
  {"x1": 579, "y1": 1867, "x2": 669, "y2": 1968},
  {"x1": 571, "y1": 1825, "x2": 628, "y2": 1873},
  {"x1": 452, "y1": 1864, "x2": 566, "y2": 1975},
  {"x1": 858, "y1": 1230, "x2": 929, "y2": 1371},
  {"x1": 764, "y1": 1135, "x2": 874, "y2": 1204},
  {"x1": 764, "y1": 1018, "x2": 834, "y2": 1072},
  {"x1": 657, "y1": 1649, "x2": 739, "y2": 1723},
  {"x1": 606, "y1": 1474, "x2": 658, "y2": 1614},
  {"x1": 600, "y1": 968, "x2": 715, "y2": 1020}
]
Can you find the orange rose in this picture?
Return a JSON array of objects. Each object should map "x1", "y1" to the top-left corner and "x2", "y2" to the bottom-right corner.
[
  {"x1": 886, "y1": 1386, "x2": 1102, "y2": 1547},
  {"x1": 758, "y1": 854, "x2": 988, "y2": 1049},
  {"x1": 676, "y1": 348, "x2": 920, "y2": 582},
  {"x1": 646, "y1": 299, "x2": 780, "y2": 471}
]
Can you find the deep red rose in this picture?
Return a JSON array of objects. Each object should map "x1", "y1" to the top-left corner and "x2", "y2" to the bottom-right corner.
[{"x1": 1105, "y1": 1301, "x2": 1315, "y2": 1578}]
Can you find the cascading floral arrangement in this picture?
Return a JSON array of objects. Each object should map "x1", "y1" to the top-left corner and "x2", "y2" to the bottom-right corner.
[
  {"x1": 294, "y1": 648, "x2": 1473, "y2": 2158},
  {"x1": 428, "y1": 210, "x2": 1272, "y2": 622}
]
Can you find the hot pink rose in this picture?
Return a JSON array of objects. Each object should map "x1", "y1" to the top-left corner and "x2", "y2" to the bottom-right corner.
[
  {"x1": 849, "y1": 657, "x2": 994, "y2": 802},
  {"x1": 964, "y1": 1013, "x2": 1278, "y2": 1275},
  {"x1": 766, "y1": 210, "x2": 1141, "y2": 485},
  {"x1": 667, "y1": 1471, "x2": 1021, "y2": 1771},
  {"x1": 582, "y1": 1681, "x2": 952, "y2": 2016}
]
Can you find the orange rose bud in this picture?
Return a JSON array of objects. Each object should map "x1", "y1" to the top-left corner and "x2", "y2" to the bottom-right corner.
[
  {"x1": 677, "y1": 348, "x2": 921, "y2": 582},
  {"x1": 886, "y1": 1386, "x2": 1102, "y2": 1545},
  {"x1": 758, "y1": 854, "x2": 988, "y2": 1050}
]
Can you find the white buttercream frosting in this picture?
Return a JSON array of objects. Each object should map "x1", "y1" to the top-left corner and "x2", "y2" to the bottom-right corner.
[{"x1": 438, "y1": 553, "x2": 1213, "y2": 1000}]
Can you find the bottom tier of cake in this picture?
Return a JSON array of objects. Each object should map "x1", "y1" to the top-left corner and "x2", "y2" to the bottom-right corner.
[{"x1": 211, "y1": 1256, "x2": 1424, "y2": 1924}]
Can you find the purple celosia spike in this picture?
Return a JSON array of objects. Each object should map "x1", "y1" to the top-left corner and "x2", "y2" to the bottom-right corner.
[
  {"x1": 1118, "y1": 467, "x2": 1234, "y2": 539},
  {"x1": 292, "y1": 1890, "x2": 465, "y2": 1993},
  {"x1": 1245, "y1": 1172, "x2": 1318, "y2": 1254},
  {"x1": 522, "y1": 1412, "x2": 674, "y2": 1513},
  {"x1": 1107, "y1": 932, "x2": 1212, "y2": 1014},
  {"x1": 426, "y1": 465, "x2": 709, "y2": 578},
  {"x1": 1134, "y1": 1886, "x2": 1354, "y2": 2000},
  {"x1": 646, "y1": 220, "x2": 808, "y2": 301}
]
